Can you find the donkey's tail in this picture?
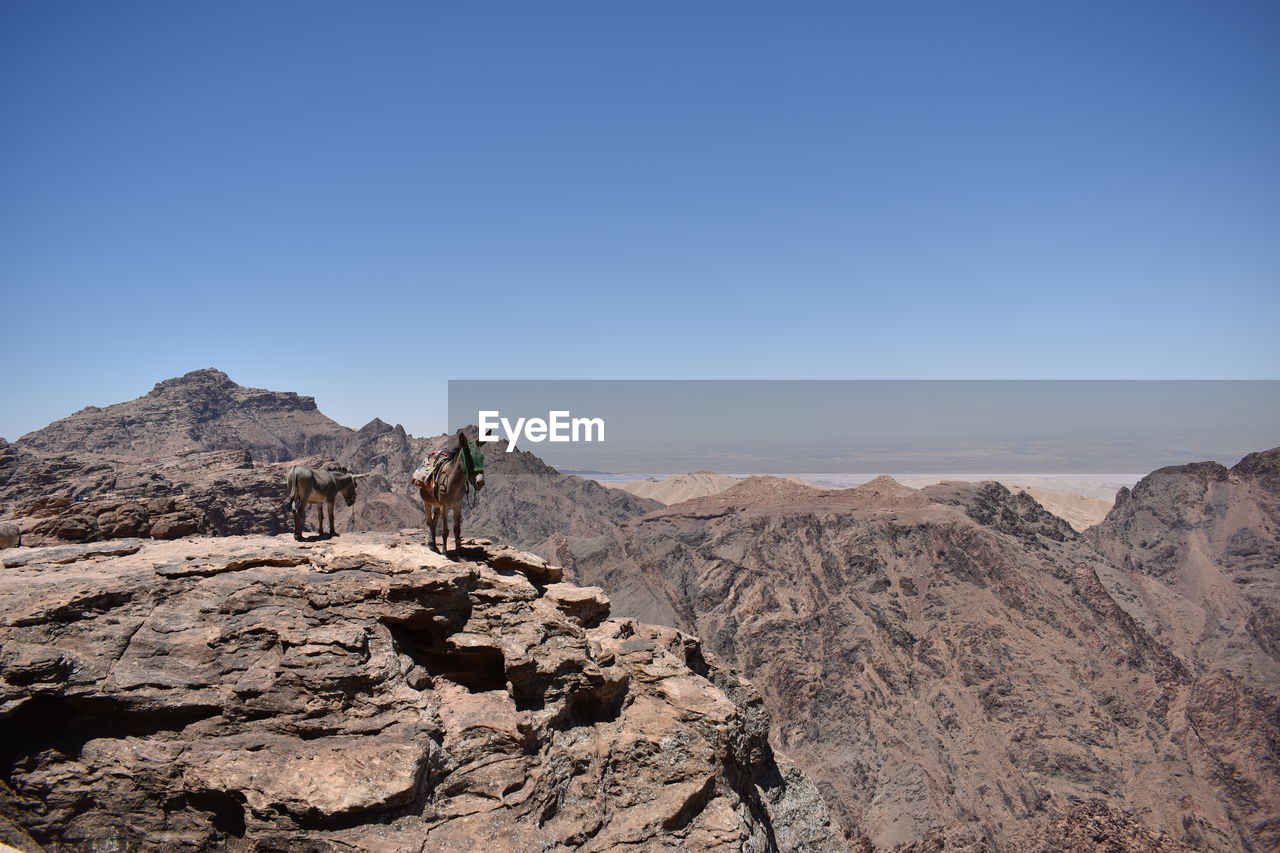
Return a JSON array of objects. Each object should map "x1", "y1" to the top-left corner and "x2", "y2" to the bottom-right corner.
[{"x1": 286, "y1": 468, "x2": 301, "y2": 516}]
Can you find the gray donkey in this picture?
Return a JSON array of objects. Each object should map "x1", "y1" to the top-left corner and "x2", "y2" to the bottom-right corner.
[
  {"x1": 287, "y1": 465, "x2": 363, "y2": 540},
  {"x1": 417, "y1": 430, "x2": 485, "y2": 555}
]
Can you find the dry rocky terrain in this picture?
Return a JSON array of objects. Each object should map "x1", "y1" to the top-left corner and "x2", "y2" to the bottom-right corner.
[
  {"x1": 561, "y1": 458, "x2": 1280, "y2": 852},
  {"x1": 3, "y1": 369, "x2": 1275, "y2": 852},
  {"x1": 0, "y1": 533, "x2": 844, "y2": 852}
]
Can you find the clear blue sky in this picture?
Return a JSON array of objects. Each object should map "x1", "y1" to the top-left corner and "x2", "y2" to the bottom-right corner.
[{"x1": 2, "y1": 1, "x2": 1277, "y2": 440}]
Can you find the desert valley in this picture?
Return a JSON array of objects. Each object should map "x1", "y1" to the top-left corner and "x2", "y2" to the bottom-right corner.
[{"x1": 1, "y1": 370, "x2": 1277, "y2": 852}]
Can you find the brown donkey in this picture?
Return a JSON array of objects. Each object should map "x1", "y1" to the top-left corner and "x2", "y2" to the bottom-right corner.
[{"x1": 418, "y1": 429, "x2": 485, "y2": 555}]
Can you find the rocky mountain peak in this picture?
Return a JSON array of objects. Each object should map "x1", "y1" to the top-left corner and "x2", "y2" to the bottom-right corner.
[
  {"x1": 357, "y1": 417, "x2": 397, "y2": 436},
  {"x1": 145, "y1": 368, "x2": 321, "y2": 415},
  {"x1": 1233, "y1": 446, "x2": 1280, "y2": 492},
  {"x1": 148, "y1": 367, "x2": 238, "y2": 395},
  {"x1": 17, "y1": 370, "x2": 347, "y2": 463},
  {"x1": 1142, "y1": 459, "x2": 1231, "y2": 491}
]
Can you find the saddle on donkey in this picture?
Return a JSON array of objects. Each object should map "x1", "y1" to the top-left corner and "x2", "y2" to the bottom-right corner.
[{"x1": 412, "y1": 450, "x2": 456, "y2": 493}]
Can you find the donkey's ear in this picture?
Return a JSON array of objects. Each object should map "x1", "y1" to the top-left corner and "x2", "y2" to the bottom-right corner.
[
  {"x1": 458, "y1": 433, "x2": 475, "y2": 470},
  {"x1": 457, "y1": 428, "x2": 468, "y2": 448}
]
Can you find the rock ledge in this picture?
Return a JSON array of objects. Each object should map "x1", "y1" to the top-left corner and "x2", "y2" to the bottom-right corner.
[{"x1": 0, "y1": 532, "x2": 844, "y2": 852}]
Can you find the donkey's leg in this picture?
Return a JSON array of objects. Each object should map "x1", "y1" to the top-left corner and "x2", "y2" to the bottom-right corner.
[
  {"x1": 453, "y1": 506, "x2": 462, "y2": 554},
  {"x1": 428, "y1": 505, "x2": 439, "y2": 552},
  {"x1": 293, "y1": 503, "x2": 303, "y2": 541},
  {"x1": 328, "y1": 498, "x2": 338, "y2": 537},
  {"x1": 420, "y1": 490, "x2": 433, "y2": 550},
  {"x1": 441, "y1": 506, "x2": 452, "y2": 557}
]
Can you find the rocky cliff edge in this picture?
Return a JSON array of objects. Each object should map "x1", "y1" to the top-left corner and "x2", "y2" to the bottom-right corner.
[{"x1": 0, "y1": 533, "x2": 845, "y2": 852}]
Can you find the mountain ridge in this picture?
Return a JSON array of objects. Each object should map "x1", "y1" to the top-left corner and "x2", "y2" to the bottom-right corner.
[{"x1": 563, "y1": 462, "x2": 1280, "y2": 851}]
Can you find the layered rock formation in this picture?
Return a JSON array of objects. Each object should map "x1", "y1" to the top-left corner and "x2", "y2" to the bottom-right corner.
[
  {"x1": 0, "y1": 440, "x2": 287, "y2": 546},
  {"x1": 0, "y1": 533, "x2": 845, "y2": 852},
  {"x1": 564, "y1": 471, "x2": 1278, "y2": 852}
]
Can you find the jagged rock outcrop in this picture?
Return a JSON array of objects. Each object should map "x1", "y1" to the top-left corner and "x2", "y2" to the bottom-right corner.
[
  {"x1": 566, "y1": 475, "x2": 1275, "y2": 852},
  {"x1": 0, "y1": 533, "x2": 845, "y2": 852}
]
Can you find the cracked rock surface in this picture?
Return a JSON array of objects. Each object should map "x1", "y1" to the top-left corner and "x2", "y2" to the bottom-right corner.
[{"x1": 0, "y1": 532, "x2": 845, "y2": 852}]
